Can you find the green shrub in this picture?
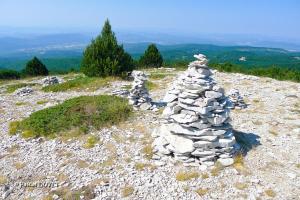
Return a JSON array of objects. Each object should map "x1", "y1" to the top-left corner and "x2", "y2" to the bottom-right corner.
[
  {"x1": 209, "y1": 62, "x2": 300, "y2": 82},
  {"x1": 12, "y1": 95, "x2": 132, "y2": 138},
  {"x1": 139, "y1": 44, "x2": 163, "y2": 68},
  {"x1": 6, "y1": 83, "x2": 36, "y2": 93},
  {"x1": 24, "y1": 57, "x2": 49, "y2": 76},
  {"x1": 0, "y1": 69, "x2": 20, "y2": 80},
  {"x1": 42, "y1": 76, "x2": 115, "y2": 92},
  {"x1": 81, "y1": 19, "x2": 134, "y2": 77}
]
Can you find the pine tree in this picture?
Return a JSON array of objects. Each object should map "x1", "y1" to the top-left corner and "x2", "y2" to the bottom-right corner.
[
  {"x1": 81, "y1": 19, "x2": 134, "y2": 77},
  {"x1": 24, "y1": 57, "x2": 49, "y2": 76},
  {"x1": 139, "y1": 44, "x2": 163, "y2": 68}
]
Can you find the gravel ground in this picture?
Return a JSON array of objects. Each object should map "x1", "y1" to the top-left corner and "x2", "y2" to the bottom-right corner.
[{"x1": 0, "y1": 70, "x2": 299, "y2": 200}]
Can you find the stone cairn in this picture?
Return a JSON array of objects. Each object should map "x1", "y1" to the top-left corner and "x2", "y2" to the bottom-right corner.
[
  {"x1": 128, "y1": 71, "x2": 152, "y2": 110},
  {"x1": 152, "y1": 54, "x2": 237, "y2": 167},
  {"x1": 41, "y1": 76, "x2": 62, "y2": 87},
  {"x1": 227, "y1": 89, "x2": 247, "y2": 109},
  {"x1": 14, "y1": 87, "x2": 33, "y2": 96}
]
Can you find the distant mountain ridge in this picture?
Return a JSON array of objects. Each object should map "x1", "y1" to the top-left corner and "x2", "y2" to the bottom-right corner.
[{"x1": 0, "y1": 33, "x2": 300, "y2": 71}]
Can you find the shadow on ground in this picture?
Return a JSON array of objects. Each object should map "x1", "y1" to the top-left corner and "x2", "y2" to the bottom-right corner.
[{"x1": 233, "y1": 130, "x2": 261, "y2": 155}]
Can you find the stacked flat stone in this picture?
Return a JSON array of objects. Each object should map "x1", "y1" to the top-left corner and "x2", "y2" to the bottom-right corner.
[
  {"x1": 227, "y1": 89, "x2": 247, "y2": 109},
  {"x1": 152, "y1": 54, "x2": 237, "y2": 167},
  {"x1": 128, "y1": 71, "x2": 152, "y2": 110}
]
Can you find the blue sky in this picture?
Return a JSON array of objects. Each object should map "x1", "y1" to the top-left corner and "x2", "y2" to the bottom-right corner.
[{"x1": 0, "y1": 0, "x2": 300, "y2": 39}]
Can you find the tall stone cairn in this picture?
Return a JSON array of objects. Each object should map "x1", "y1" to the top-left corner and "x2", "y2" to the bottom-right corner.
[
  {"x1": 152, "y1": 54, "x2": 237, "y2": 167},
  {"x1": 128, "y1": 71, "x2": 152, "y2": 110}
]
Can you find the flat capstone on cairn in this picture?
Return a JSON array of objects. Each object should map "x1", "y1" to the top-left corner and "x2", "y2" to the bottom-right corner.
[
  {"x1": 128, "y1": 71, "x2": 153, "y2": 111},
  {"x1": 227, "y1": 89, "x2": 247, "y2": 109},
  {"x1": 152, "y1": 54, "x2": 239, "y2": 168}
]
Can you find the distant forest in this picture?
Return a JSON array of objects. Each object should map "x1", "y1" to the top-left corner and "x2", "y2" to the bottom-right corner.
[{"x1": 0, "y1": 43, "x2": 300, "y2": 73}]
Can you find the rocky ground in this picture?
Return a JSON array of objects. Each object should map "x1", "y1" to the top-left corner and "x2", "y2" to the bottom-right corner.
[{"x1": 0, "y1": 69, "x2": 299, "y2": 200}]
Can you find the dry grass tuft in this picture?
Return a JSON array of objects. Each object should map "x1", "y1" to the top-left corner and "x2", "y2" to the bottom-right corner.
[
  {"x1": 141, "y1": 144, "x2": 154, "y2": 160},
  {"x1": 83, "y1": 135, "x2": 99, "y2": 148},
  {"x1": 265, "y1": 189, "x2": 276, "y2": 198},
  {"x1": 77, "y1": 160, "x2": 89, "y2": 169},
  {"x1": 201, "y1": 173, "x2": 209, "y2": 179},
  {"x1": 233, "y1": 154, "x2": 249, "y2": 174},
  {"x1": 121, "y1": 185, "x2": 135, "y2": 197},
  {"x1": 14, "y1": 162, "x2": 26, "y2": 170},
  {"x1": 0, "y1": 175, "x2": 7, "y2": 184},
  {"x1": 210, "y1": 161, "x2": 224, "y2": 176},
  {"x1": 195, "y1": 188, "x2": 209, "y2": 196},
  {"x1": 176, "y1": 170, "x2": 200, "y2": 181},
  {"x1": 234, "y1": 182, "x2": 248, "y2": 190}
]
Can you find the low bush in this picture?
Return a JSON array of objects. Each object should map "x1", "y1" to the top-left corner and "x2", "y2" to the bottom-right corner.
[
  {"x1": 6, "y1": 83, "x2": 36, "y2": 93},
  {"x1": 0, "y1": 69, "x2": 20, "y2": 80},
  {"x1": 11, "y1": 95, "x2": 132, "y2": 138},
  {"x1": 209, "y1": 62, "x2": 300, "y2": 82}
]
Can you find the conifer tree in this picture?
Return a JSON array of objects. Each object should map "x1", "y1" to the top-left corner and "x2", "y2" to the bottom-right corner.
[
  {"x1": 81, "y1": 19, "x2": 134, "y2": 77},
  {"x1": 24, "y1": 57, "x2": 48, "y2": 76},
  {"x1": 139, "y1": 44, "x2": 163, "y2": 68}
]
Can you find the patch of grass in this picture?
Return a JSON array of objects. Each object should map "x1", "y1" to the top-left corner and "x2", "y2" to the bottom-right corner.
[
  {"x1": 134, "y1": 162, "x2": 156, "y2": 171},
  {"x1": 83, "y1": 135, "x2": 99, "y2": 148},
  {"x1": 21, "y1": 130, "x2": 35, "y2": 139},
  {"x1": 252, "y1": 120, "x2": 262, "y2": 126},
  {"x1": 265, "y1": 189, "x2": 276, "y2": 198},
  {"x1": 77, "y1": 160, "x2": 89, "y2": 168},
  {"x1": 233, "y1": 154, "x2": 249, "y2": 174},
  {"x1": 121, "y1": 186, "x2": 134, "y2": 197},
  {"x1": 42, "y1": 76, "x2": 116, "y2": 92},
  {"x1": 12, "y1": 95, "x2": 132, "y2": 138},
  {"x1": 252, "y1": 99, "x2": 260, "y2": 103},
  {"x1": 141, "y1": 144, "x2": 154, "y2": 160},
  {"x1": 296, "y1": 163, "x2": 300, "y2": 168},
  {"x1": 112, "y1": 132, "x2": 125, "y2": 143},
  {"x1": 145, "y1": 81, "x2": 158, "y2": 91},
  {"x1": 0, "y1": 175, "x2": 7, "y2": 184},
  {"x1": 122, "y1": 84, "x2": 131, "y2": 90},
  {"x1": 51, "y1": 186, "x2": 95, "y2": 200},
  {"x1": 269, "y1": 129, "x2": 278, "y2": 136},
  {"x1": 234, "y1": 182, "x2": 248, "y2": 190},
  {"x1": 37, "y1": 100, "x2": 48, "y2": 105},
  {"x1": 15, "y1": 101, "x2": 27, "y2": 106},
  {"x1": 6, "y1": 83, "x2": 36, "y2": 93},
  {"x1": 195, "y1": 188, "x2": 209, "y2": 196},
  {"x1": 149, "y1": 73, "x2": 168, "y2": 79},
  {"x1": 201, "y1": 173, "x2": 209, "y2": 179},
  {"x1": 8, "y1": 121, "x2": 21, "y2": 135},
  {"x1": 176, "y1": 170, "x2": 200, "y2": 181},
  {"x1": 211, "y1": 162, "x2": 224, "y2": 177},
  {"x1": 14, "y1": 162, "x2": 26, "y2": 170}
]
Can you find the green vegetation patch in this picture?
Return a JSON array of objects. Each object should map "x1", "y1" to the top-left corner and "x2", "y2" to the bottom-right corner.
[
  {"x1": 9, "y1": 95, "x2": 132, "y2": 138},
  {"x1": 145, "y1": 81, "x2": 158, "y2": 91},
  {"x1": 6, "y1": 83, "x2": 36, "y2": 93},
  {"x1": 149, "y1": 73, "x2": 168, "y2": 79},
  {"x1": 42, "y1": 76, "x2": 117, "y2": 92},
  {"x1": 209, "y1": 63, "x2": 300, "y2": 82}
]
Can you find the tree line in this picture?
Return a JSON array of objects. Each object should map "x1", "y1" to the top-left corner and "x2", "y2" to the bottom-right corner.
[
  {"x1": 1, "y1": 19, "x2": 300, "y2": 83},
  {"x1": 0, "y1": 19, "x2": 163, "y2": 79}
]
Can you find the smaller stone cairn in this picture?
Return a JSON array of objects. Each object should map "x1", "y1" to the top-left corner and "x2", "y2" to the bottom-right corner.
[
  {"x1": 128, "y1": 71, "x2": 152, "y2": 110},
  {"x1": 14, "y1": 87, "x2": 33, "y2": 96},
  {"x1": 152, "y1": 54, "x2": 238, "y2": 167},
  {"x1": 42, "y1": 76, "x2": 62, "y2": 87},
  {"x1": 227, "y1": 89, "x2": 247, "y2": 109}
]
